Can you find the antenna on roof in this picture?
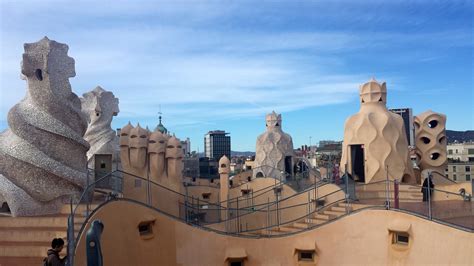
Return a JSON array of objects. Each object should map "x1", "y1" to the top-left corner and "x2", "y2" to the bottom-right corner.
[{"x1": 158, "y1": 104, "x2": 162, "y2": 123}]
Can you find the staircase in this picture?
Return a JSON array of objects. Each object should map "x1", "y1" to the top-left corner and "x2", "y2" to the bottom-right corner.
[
  {"x1": 242, "y1": 202, "x2": 370, "y2": 237},
  {"x1": 355, "y1": 183, "x2": 423, "y2": 203},
  {"x1": 0, "y1": 204, "x2": 94, "y2": 266}
]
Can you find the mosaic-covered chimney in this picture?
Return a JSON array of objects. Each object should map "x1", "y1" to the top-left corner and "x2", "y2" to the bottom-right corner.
[{"x1": 0, "y1": 37, "x2": 89, "y2": 216}]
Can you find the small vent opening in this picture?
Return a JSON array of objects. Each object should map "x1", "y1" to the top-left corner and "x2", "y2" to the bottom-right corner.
[
  {"x1": 298, "y1": 250, "x2": 315, "y2": 262},
  {"x1": 138, "y1": 220, "x2": 154, "y2": 236}
]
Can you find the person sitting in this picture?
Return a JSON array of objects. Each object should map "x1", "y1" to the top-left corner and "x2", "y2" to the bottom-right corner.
[{"x1": 46, "y1": 238, "x2": 67, "y2": 266}]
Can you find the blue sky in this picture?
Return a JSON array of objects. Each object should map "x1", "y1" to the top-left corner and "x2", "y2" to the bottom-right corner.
[{"x1": 1, "y1": 0, "x2": 473, "y2": 152}]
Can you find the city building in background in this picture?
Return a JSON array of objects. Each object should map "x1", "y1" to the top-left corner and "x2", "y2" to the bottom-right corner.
[
  {"x1": 316, "y1": 141, "x2": 343, "y2": 179},
  {"x1": 180, "y1": 137, "x2": 191, "y2": 156},
  {"x1": 447, "y1": 142, "x2": 474, "y2": 162},
  {"x1": 446, "y1": 142, "x2": 474, "y2": 182},
  {"x1": 199, "y1": 157, "x2": 218, "y2": 179},
  {"x1": 389, "y1": 108, "x2": 414, "y2": 146},
  {"x1": 446, "y1": 162, "x2": 472, "y2": 182},
  {"x1": 244, "y1": 156, "x2": 255, "y2": 170},
  {"x1": 183, "y1": 155, "x2": 199, "y2": 179},
  {"x1": 204, "y1": 130, "x2": 231, "y2": 160}
]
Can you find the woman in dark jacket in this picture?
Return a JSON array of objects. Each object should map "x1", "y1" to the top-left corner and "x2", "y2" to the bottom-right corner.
[{"x1": 421, "y1": 175, "x2": 434, "y2": 202}]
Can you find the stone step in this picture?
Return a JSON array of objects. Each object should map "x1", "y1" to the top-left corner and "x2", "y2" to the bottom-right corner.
[
  {"x1": 399, "y1": 185, "x2": 423, "y2": 190},
  {"x1": 241, "y1": 230, "x2": 264, "y2": 236},
  {"x1": 305, "y1": 218, "x2": 327, "y2": 225},
  {"x1": 74, "y1": 224, "x2": 84, "y2": 233},
  {"x1": 0, "y1": 242, "x2": 67, "y2": 257},
  {"x1": 0, "y1": 210, "x2": 87, "y2": 227},
  {"x1": 330, "y1": 206, "x2": 349, "y2": 212},
  {"x1": 291, "y1": 222, "x2": 310, "y2": 229},
  {"x1": 270, "y1": 226, "x2": 300, "y2": 233},
  {"x1": 74, "y1": 216, "x2": 86, "y2": 225},
  {"x1": 60, "y1": 203, "x2": 101, "y2": 215},
  {"x1": 356, "y1": 191, "x2": 422, "y2": 199},
  {"x1": 0, "y1": 228, "x2": 66, "y2": 242},
  {"x1": 312, "y1": 213, "x2": 330, "y2": 220},
  {"x1": 0, "y1": 216, "x2": 68, "y2": 228},
  {"x1": 323, "y1": 210, "x2": 345, "y2": 217},
  {"x1": 0, "y1": 256, "x2": 46, "y2": 266},
  {"x1": 357, "y1": 198, "x2": 421, "y2": 203},
  {"x1": 337, "y1": 202, "x2": 369, "y2": 210}
]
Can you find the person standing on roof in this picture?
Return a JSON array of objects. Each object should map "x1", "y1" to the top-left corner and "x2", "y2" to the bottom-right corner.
[{"x1": 45, "y1": 238, "x2": 67, "y2": 266}]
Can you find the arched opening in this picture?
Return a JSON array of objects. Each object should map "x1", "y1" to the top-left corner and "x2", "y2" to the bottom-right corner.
[
  {"x1": 220, "y1": 164, "x2": 227, "y2": 168},
  {"x1": 401, "y1": 174, "x2": 415, "y2": 184},
  {"x1": 256, "y1": 172, "x2": 264, "y2": 178},
  {"x1": 428, "y1": 120, "x2": 438, "y2": 128},
  {"x1": 439, "y1": 136, "x2": 446, "y2": 144},
  {"x1": 0, "y1": 202, "x2": 10, "y2": 213},
  {"x1": 414, "y1": 121, "x2": 420, "y2": 130},
  {"x1": 35, "y1": 69, "x2": 43, "y2": 81},
  {"x1": 430, "y1": 153, "x2": 440, "y2": 160},
  {"x1": 420, "y1": 137, "x2": 431, "y2": 144}
]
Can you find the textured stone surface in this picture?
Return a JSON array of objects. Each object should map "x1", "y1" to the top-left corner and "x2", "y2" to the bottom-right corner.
[
  {"x1": 119, "y1": 123, "x2": 184, "y2": 200},
  {"x1": 253, "y1": 111, "x2": 294, "y2": 178},
  {"x1": 120, "y1": 123, "x2": 185, "y2": 181},
  {"x1": 414, "y1": 110, "x2": 451, "y2": 184},
  {"x1": 165, "y1": 136, "x2": 184, "y2": 179},
  {"x1": 148, "y1": 130, "x2": 169, "y2": 181},
  {"x1": 81, "y1": 86, "x2": 119, "y2": 162},
  {"x1": 340, "y1": 79, "x2": 414, "y2": 184},
  {"x1": 0, "y1": 37, "x2": 89, "y2": 216}
]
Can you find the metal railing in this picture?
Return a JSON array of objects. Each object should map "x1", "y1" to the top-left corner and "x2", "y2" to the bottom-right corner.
[{"x1": 66, "y1": 170, "x2": 473, "y2": 265}]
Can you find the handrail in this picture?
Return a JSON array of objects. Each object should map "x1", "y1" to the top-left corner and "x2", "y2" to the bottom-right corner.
[
  {"x1": 70, "y1": 168, "x2": 334, "y2": 230},
  {"x1": 67, "y1": 172, "x2": 473, "y2": 266},
  {"x1": 223, "y1": 178, "x2": 327, "y2": 207},
  {"x1": 238, "y1": 197, "x2": 347, "y2": 234},
  {"x1": 185, "y1": 163, "x2": 319, "y2": 205},
  {"x1": 71, "y1": 170, "x2": 470, "y2": 225},
  {"x1": 387, "y1": 180, "x2": 467, "y2": 198},
  {"x1": 199, "y1": 182, "x2": 343, "y2": 224},
  {"x1": 69, "y1": 168, "x2": 325, "y2": 227}
]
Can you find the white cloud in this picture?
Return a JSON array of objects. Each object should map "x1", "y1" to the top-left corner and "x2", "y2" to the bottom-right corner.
[{"x1": 1, "y1": 0, "x2": 470, "y2": 131}]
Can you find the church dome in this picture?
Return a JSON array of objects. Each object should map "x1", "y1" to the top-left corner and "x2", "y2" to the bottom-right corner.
[{"x1": 154, "y1": 115, "x2": 168, "y2": 134}]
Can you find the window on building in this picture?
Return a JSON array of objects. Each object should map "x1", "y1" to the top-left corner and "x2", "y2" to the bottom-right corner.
[
  {"x1": 468, "y1": 149, "x2": 474, "y2": 155},
  {"x1": 453, "y1": 166, "x2": 457, "y2": 172},
  {"x1": 453, "y1": 174, "x2": 457, "y2": 181},
  {"x1": 466, "y1": 166, "x2": 471, "y2": 172},
  {"x1": 455, "y1": 149, "x2": 458, "y2": 154},
  {"x1": 448, "y1": 149, "x2": 453, "y2": 155},
  {"x1": 134, "y1": 179, "x2": 142, "y2": 188},
  {"x1": 466, "y1": 175, "x2": 471, "y2": 181}
]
